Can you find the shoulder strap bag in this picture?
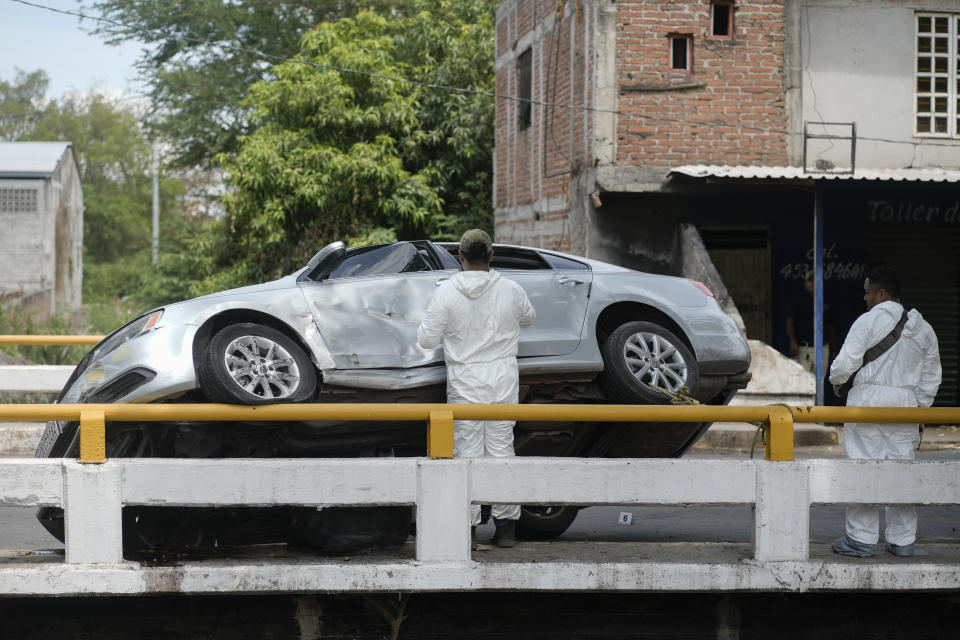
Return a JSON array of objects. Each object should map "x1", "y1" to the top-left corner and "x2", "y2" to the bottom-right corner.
[{"x1": 835, "y1": 309, "x2": 909, "y2": 399}]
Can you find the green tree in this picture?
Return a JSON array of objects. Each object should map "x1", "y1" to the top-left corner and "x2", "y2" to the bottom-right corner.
[
  {"x1": 191, "y1": 2, "x2": 494, "y2": 292},
  {"x1": 0, "y1": 69, "x2": 49, "y2": 141},
  {"x1": 88, "y1": 0, "x2": 417, "y2": 167}
]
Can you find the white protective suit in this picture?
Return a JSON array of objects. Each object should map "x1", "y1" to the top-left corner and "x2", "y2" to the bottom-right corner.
[
  {"x1": 417, "y1": 269, "x2": 536, "y2": 525},
  {"x1": 828, "y1": 300, "x2": 941, "y2": 546}
]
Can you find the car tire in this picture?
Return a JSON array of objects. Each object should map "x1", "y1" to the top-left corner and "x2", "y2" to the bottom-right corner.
[
  {"x1": 199, "y1": 323, "x2": 317, "y2": 404},
  {"x1": 288, "y1": 506, "x2": 413, "y2": 554},
  {"x1": 516, "y1": 505, "x2": 580, "y2": 540},
  {"x1": 600, "y1": 321, "x2": 699, "y2": 404},
  {"x1": 122, "y1": 507, "x2": 217, "y2": 556}
]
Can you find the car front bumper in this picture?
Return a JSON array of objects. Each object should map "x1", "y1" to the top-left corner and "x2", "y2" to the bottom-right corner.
[{"x1": 60, "y1": 323, "x2": 200, "y2": 405}]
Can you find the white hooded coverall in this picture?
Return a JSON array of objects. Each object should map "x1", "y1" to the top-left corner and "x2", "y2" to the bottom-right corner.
[
  {"x1": 417, "y1": 269, "x2": 536, "y2": 525},
  {"x1": 828, "y1": 300, "x2": 941, "y2": 547}
]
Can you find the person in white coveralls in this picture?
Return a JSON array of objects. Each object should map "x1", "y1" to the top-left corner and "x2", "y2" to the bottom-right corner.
[
  {"x1": 829, "y1": 265, "x2": 941, "y2": 558},
  {"x1": 417, "y1": 229, "x2": 536, "y2": 548}
]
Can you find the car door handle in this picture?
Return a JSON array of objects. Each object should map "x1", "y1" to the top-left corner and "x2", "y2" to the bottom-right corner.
[
  {"x1": 436, "y1": 278, "x2": 449, "y2": 286},
  {"x1": 557, "y1": 277, "x2": 584, "y2": 286}
]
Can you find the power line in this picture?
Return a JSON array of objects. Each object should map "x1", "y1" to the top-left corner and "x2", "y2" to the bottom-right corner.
[
  {"x1": 9, "y1": 0, "x2": 619, "y2": 116},
  {"x1": 8, "y1": 0, "x2": 960, "y2": 150}
]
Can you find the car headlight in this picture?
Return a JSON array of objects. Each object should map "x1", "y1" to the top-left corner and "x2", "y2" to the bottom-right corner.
[{"x1": 95, "y1": 309, "x2": 164, "y2": 359}]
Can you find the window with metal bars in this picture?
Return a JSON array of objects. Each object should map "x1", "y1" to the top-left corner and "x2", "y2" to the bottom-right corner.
[{"x1": 915, "y1": 12, "x2": 960, "y2": 138}]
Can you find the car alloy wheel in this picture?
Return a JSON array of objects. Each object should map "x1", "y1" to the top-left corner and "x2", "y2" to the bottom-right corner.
[
  {"x1": 223, "y1": 334, "x2": 301, "y2": 400},
  {"x1": 199, "y1": 323, "x2": 317, "y2": 404},
  {"x1": 623, "y1": 330, "x2": 688, "y2": 393},
  {"x1": 599, "y1": 321, "x2": 699, "y2": 404}
]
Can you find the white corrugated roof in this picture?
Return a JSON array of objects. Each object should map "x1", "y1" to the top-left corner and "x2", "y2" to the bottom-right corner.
[
  {"x1": 669, "y1": 165, "x2": 960, "y2": 182},
  {"x1": 0, "y1": 142, "x2": 72, "y2": 178}
]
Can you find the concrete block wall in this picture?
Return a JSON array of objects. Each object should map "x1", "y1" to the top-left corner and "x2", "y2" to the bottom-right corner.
[
  {"x1": 0, "y1": 147, "x2": 83, "y2": 316},
  {"x1": 616, "y1": 0, "x2": 788, "y2": 167},
  {"x1": 54, "y1": 147, "x2": 83, "y2": 311},
  {"x1": 0, "y1": 179, "x2": 55, "y2": 308}
]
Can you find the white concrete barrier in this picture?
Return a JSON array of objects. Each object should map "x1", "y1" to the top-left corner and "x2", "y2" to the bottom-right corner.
[
  {"x1": 0, "y1": 365, "x2": 74, "y2": 455},
  {"x1": 1, "y1": 456, "x2": 958, "y2": 595},
  {"x1": 0, "y1": 365, "x2": 73, "y2": 393}
]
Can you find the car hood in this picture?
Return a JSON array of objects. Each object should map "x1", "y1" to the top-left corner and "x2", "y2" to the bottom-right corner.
[{"x1": 166, "y1": 271, "x2": 305, "y2": 310}]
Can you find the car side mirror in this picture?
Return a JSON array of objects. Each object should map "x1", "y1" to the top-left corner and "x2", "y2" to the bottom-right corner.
[{"x1": 306, "y1": 242, "x2": 346, "y2": 278}]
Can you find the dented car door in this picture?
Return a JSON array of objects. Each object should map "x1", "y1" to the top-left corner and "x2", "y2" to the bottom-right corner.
[{"x1": 298, "y1": 242, "x2": 451, "y2": 369}]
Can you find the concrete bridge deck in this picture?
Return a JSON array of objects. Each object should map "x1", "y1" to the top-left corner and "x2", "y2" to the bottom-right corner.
[{"x1": 1, "y1": 540, "x2": 958, "y2": 595}]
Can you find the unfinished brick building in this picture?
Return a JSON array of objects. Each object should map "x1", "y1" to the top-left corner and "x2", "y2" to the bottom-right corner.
[{"x1": 495, "y1": 0, "x2": 960, "y2": 404}]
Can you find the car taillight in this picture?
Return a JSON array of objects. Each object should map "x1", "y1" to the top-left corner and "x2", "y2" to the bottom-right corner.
[{"x1": 690, "y1": 280, "x2": 714, "y2": 297}]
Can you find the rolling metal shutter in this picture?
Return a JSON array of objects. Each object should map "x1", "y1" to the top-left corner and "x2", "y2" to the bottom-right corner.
[{"x1": 868, "y1": 225, "x2": 959, "y2": 406}]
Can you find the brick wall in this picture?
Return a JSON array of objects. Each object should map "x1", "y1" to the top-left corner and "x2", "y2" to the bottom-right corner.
[
  {"x1": 494, "y1": 0, "x2": 789, "y2": 252},
  {"x1": 616, "y1": 0, "x2": 788, "y2": 166},
  {"x1": 494, "y1": 0, "x2": 595, "y2": 250}
]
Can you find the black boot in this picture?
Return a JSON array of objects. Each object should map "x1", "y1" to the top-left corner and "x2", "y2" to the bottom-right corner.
[{"x1": 493, "y1": 520, "x2": 517, "y2": 548}]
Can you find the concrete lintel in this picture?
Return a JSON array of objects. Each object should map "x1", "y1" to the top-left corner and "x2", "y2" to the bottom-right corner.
[
  {"x1": 121, "y1": 458, "x2": 419, "y2": 507},
  {"x1": 595, "y1": 166, "x2": 679, "y2": 193},
  {"x1": 0, "y1": 458, "x2": 62, "y2": 506},
  {"x1": 470, "y1": 458, "x2": 757, "y2": 505},
  {"x1": 808, "y1": 459, "x2": 960, "y2": 505}
]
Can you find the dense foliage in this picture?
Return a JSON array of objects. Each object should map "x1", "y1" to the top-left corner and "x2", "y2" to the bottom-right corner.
[
  {"x1": 89, "y1": 0, "x2": 419, "y2": 167},
  {"x1": 177, "y1": 1, "x2": 495, "y2": 292},
  {"x1": 0, "y1": 69, "x2": 49, "y2": 141}
]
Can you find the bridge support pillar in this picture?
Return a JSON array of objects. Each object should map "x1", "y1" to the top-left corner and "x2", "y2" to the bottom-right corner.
[
  {"x1": 64, "y1": 460, "x2": 123, "y2": 564},
  {"x1": 416, "y1": 459, "x2": 471, "y2": 562},
  {"x1": 753, "y1": 462, "x2": 809, "y2": 561}
]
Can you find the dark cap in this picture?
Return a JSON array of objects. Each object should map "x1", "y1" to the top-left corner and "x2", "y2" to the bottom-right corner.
[{"x1": 459, "y1": 229, "x2": 493, "y2": 259}]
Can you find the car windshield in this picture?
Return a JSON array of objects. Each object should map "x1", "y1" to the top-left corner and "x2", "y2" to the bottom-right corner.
[{"x1": 326, "y1": 242, "x2": 431, "y2": 280}]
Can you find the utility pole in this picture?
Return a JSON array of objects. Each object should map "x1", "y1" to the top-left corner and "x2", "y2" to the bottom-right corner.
[{"x1": 152, "y1": 141, "x2": 159, "y2": 265}]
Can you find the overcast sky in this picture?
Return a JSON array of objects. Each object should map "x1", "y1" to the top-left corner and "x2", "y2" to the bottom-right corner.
[{"x1": 1, "y1": 0, "x2": 145, "y2": 100}]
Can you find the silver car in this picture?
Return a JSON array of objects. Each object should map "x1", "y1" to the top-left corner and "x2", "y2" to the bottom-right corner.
[{"x1": 38, "y1": 240, "x2": 750, "y2": 550}]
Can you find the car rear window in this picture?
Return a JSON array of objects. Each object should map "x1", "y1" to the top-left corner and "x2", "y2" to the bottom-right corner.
[
  {"x1": 541, "y1": 253, "x2": 589, "y2": 270},
  {"x1": 439, "y1": 244, "x2": 589, "y2": 271},
  {"x1": 490, "y1": 247, "x2": 550, "y2": 270},
  {"x1": 327, "y1": 242, "x2": 430, "y2": 279}
]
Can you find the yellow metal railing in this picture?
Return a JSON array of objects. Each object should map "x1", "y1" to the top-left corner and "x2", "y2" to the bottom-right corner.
[
  {"x1": 4, "y1": 402, "x2": 959, "y2": 464},
  {"x1": 0, "y1": 335, "x2": 103, "y2": 345}
]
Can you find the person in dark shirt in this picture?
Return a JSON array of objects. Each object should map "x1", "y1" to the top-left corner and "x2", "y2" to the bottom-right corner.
[{"x1": 785, "y1": 271, "x2": 836, "y2": 371}]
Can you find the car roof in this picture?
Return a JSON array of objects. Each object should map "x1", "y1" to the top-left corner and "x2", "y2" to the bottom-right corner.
[{"x1": 433, "y1": 240, "x2": 632, "y2": 273}]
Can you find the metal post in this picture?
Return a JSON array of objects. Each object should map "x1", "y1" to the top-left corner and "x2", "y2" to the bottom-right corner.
[
  {"x1": 428, "y1": 410, "x2": 454, "y2": 459},
  {"x1": 765, "y1": 406, "x2": 795, "y2": 461},
  {"x1": 79, "y1": 410, "x2": 106, "y2": 464},
  {"x1": 152, "y1": 141, "x2": 159, "y2": 266},
  {"x1": 813, "y1": 183, "x2": 824, "y2": 406}
]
